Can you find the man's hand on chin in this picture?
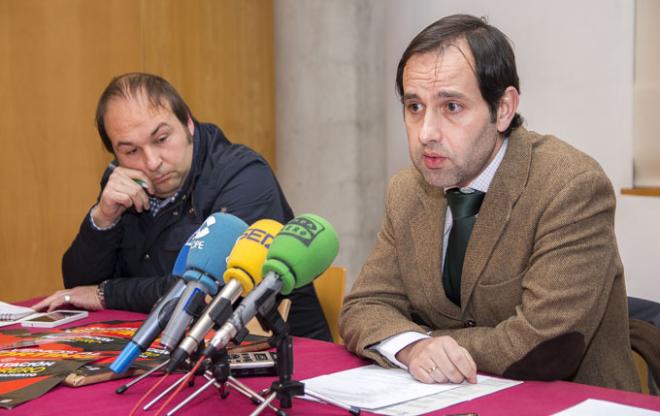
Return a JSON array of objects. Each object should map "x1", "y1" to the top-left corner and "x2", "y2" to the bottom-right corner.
[{"x1": 396, "y1": 336, "x2": 477, "y2": 384}]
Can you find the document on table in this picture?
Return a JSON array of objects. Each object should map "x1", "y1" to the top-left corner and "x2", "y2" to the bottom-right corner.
[
  {"x1": 374, "y1": 376, "x2": 522, "y2": 416},
  {"x1": 301, "y1": 364, "x2": 522, "y2": 415},
  {"x1": 552, "y1": 399, "x2": 660, "y2": 416}
]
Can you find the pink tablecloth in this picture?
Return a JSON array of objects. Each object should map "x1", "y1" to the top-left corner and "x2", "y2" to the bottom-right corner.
[{"x1": 3, "y1": 307, "x2": 659, "y2": 415}]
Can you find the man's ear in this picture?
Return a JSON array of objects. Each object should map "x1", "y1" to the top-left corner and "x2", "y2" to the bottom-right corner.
[
  {"x1": 187, "y1": 115, "x2": 195, "y2": 136},
  {"x1": 496, "y1": 86, "x2": 520, "y2": 133}
]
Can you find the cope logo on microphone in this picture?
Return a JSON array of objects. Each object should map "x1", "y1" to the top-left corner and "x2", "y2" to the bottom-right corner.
[
  {"x1": 188, "y1": 216, "x2": 217, "y2": 250},
  {"x1": 237, "y1": 228, "x2": 275, "y2": 248},
  {"x1": 279, "y1": 217, "x2": 325, "y2": 246}
]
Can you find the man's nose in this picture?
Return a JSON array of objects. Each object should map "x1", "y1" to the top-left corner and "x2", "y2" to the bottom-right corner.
[
  {"x1": 143, "y1": 147, "x2": 162, "y2": 171},
  {"x1": 419, "y1": 109, "x2": 442, "y2": 145}
]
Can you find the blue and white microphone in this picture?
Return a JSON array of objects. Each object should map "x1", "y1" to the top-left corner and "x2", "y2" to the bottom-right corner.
[{"x1": 158, "y1": 213, "x2": 248, "y2": 350}]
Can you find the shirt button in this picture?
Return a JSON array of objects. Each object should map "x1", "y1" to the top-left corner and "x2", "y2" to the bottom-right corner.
[
  {"x1": 464, "y1": 320, "x2": 477, "y2": 328},
  {"x1": 144, "y1": 253, "x2": 150, "y2": 261},
  {"x1": 173, "y1": 211, "x2": 179, "y2": 216}
]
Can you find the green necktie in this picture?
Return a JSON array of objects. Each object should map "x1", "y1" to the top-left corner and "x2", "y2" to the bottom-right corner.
[{"x1": 442, "y1": 188, "x2": 485, "y2": 306}]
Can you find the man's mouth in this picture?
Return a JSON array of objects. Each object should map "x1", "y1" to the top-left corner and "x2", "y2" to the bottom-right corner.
[
  {"x1": 152, "y1": 173, "x2": 170, "y2": 184},
  {"x1": 423, "y1": 153, "x2": 447, "y2": 169}
]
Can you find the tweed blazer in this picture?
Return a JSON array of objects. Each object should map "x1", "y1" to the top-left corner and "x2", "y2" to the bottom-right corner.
[{"x1": 340, "y1": 127, "x2": 640, "y2": 391}]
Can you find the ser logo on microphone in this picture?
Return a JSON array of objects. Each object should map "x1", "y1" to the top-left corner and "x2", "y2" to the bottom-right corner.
[
  {"x1": 279, "y1": 216, "x2": 325, "y2": 246},
  {"x1": 237, "y1": 228, "x2": 275, "y2": 248}
]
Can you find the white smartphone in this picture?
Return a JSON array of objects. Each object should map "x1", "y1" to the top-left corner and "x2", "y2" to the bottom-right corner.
[{"x1": 20, "y1": 310, "x2": 89, "y2": 328}]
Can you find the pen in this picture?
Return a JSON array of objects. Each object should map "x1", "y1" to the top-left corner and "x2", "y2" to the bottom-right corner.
[{"x1": 107, "y1": 162, "x2": 149, "y2": 190}]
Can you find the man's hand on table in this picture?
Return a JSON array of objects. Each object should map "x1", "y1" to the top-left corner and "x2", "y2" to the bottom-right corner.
[
  {"x1": 32, "y1": 285, "x2": 103, "y2": 312},
  {"x1": 395, "y1": 336, "x2": 477, "y2": 384}
]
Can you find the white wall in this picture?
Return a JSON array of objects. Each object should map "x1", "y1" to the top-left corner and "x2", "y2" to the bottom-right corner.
[
  {"x1": 274, "y1": 1, "x2": 387, "y2": 285},
  {"x1": 276, "y1": 0, "x2": 660, "y2": 301}
]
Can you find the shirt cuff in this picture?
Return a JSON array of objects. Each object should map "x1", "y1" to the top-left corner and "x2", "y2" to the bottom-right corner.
[
  {"x1": 88, "y1": 207, "x2": 118, "y2": 231},
  {"x1": 371, "y1": 331, "x2": 430, "y2": 369}
]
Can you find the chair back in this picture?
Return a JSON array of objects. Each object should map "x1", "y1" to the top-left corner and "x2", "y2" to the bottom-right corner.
[
  {"x1": 313, "y1": 266, "x2": 347, "y2": 344},
  {"x1": 630, "y1": 318, "x2": 660, "y2": 395}
]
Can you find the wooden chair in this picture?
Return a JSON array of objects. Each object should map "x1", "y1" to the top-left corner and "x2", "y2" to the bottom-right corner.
[
  {"x1": 313, "y1": 266, "x2": 347, "y2": 344},
  {"x1": 629, "y1": 318, "x2": 660, "y2": 395}
]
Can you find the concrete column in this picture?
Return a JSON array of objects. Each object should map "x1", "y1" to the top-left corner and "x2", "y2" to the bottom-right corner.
[{"x1": 274, "y1": 0, "x2": 387, "y2": 289}]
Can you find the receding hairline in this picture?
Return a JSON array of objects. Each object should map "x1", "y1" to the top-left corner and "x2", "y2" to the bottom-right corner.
[
  {"x1": 105, "y1": 82, "x2": 175, "y2": 114},
  {"x1": 400, "y1": 39, "x2": 479, "y2": 97}
]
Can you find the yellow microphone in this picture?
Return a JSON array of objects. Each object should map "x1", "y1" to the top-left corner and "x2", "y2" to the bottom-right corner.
[{"x1": 223, "y1": 219, "x2": 283, "y2": 295}]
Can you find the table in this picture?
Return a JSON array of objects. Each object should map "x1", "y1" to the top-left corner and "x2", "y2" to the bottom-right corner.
[{"x1": 3, "y1": 307, "x2": 659, "y2": 415}]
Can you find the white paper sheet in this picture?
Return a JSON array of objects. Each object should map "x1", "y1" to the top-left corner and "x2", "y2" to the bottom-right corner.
[
  {"x1": 374, "y1": 376, "x2": 522, "y2": 416},
  {"x1": 302, "y1": 365, "x2": 461, "y2": 409},
  {"x1": 301, "y1": 364, "x2": 521, "y2": 413},
  {"x1": 552, "y1": 399, "x2": 660, "y2": 416}
]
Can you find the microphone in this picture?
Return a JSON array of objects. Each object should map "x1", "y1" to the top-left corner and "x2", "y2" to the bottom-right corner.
[
  {"x1": 158, "y1": 213, "x2": 248, "y2": 350},
  {"x1": 167, "y1": 219, "x2": 283, "y2": 372},
  {"x1": 203, "y1": 214, "x2": 339, "y2": 356},
  {"x1": 109, "y1": 242, "x2": 191, "y2": 374}
]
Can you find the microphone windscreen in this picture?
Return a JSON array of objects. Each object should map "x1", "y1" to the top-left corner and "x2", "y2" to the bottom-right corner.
[
  {"x1": 171, "y1": 243, "x2": 190, "y2": 278},
  {"x1": 262, "y1": 214, "x2": 339, "y2": 295},
  {"x1": 182, "y1": 212, "x2": 248, "y2": 295},
  {"x1": 223, "y1": 219, "x2": 283, "y2": 295}
]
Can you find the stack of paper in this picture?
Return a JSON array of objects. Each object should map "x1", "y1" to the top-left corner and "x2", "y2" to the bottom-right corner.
[{"x1": 301, "y1": 364, "x2": 521, "y2": 416}]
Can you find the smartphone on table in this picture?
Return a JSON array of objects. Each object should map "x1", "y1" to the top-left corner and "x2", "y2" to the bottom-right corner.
[{"x1": 21, "y1": 310, "x2": 89, "y2": 328}]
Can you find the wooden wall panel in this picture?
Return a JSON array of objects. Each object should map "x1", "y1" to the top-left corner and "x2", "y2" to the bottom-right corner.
[
  {"x1": 0, "y1": 0, "x2": 275, "y2": 302},
  {"x1": 139, "y1": 0, "x2": 275, "y2": 161}
]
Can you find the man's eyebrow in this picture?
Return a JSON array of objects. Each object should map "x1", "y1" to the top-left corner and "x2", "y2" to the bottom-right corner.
[
  {"x1": 150, "y1": 122, "x2": 170, "y2": 137},
  {"x1": 437, "y1": 90, "x2": 465, "y2": 99},
  {"x1": 116, "y1": 141, "x2": 135, "y2": 148},
  {"x1": 402, "y1": 90, "x2": 466, "y2": 101}
]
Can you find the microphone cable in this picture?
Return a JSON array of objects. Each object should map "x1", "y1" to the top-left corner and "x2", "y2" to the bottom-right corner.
[
  {"x1": 153, "y1": 355, "x2": 205, "y2": 416},
  {"x1": 128, "y1": 372, "x2": 170, "y2": 416}
]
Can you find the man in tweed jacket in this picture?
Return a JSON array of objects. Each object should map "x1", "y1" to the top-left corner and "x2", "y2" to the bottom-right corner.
[{"x1": 340, "y1": 14, "x2": 639, "y2": 391}]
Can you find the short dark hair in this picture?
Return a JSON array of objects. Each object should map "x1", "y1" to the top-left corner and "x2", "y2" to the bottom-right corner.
[
  {"x1": 95, "y1": 73, "x2": 194, "y2": 152},
  {"x1": 395, "y1": 14, "x2": 523, "y2": 136}
]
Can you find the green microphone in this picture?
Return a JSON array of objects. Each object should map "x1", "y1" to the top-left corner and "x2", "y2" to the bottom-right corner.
[
  {"x1": 204, "y1": 214, "x2": 339, "y2": 356},
  {"x1": 262, "y1": 213, "x2": 339, "y2": 294}
]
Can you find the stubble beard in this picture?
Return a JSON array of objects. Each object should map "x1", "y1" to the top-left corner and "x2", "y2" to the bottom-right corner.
[{"x1": 413, "y1": 124, "x2": 501, "y2": 189}]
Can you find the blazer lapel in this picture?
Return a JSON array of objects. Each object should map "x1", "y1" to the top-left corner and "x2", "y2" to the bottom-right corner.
[
  {"x1": 460, "y1": 130, "x2": 532, "y2": 309},
  {"x1": 409, "y1": 174, "x2": 462, "y2": 319}
]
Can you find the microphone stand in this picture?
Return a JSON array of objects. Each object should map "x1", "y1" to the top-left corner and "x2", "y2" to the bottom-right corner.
[
  {"x1": 139, "y1": 310, "x2": 286, "y2": 415},
  {"x1": 251, "y1": 304, "x2": 360, "y2": 416},
  {"x1": 250, "y1": 309, "x2": 360, "y2": 416},
  {"x1": 142, "y1": 345, "x2": 208, "y2": 411},
  {"x1": 166, "y1": 346, "x2": 286, "y2": 416},
  {"x1": 151, "y1": 294, "x2": 357, "y2": 415},
  {"x1": 250, "y1": 305, "x2": 301, "y2": 415}
]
